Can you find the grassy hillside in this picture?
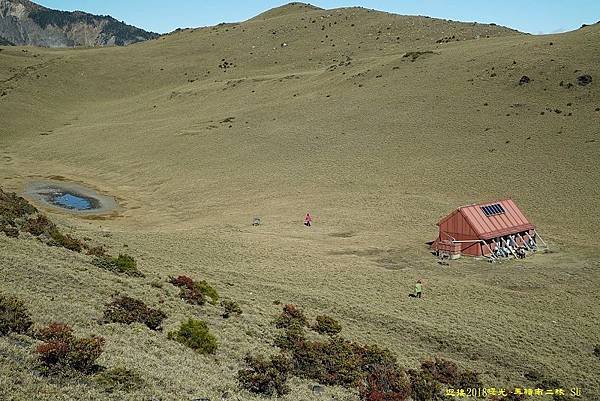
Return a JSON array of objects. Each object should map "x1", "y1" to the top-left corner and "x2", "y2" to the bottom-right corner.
[{"x1": 0, "y1": 4, "x2": 599, "y2": 400}]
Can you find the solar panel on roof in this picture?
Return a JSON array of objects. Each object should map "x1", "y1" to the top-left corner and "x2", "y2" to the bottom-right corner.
[{"x1": 481, "y1": 203, "x2": 505, "y2": 217}]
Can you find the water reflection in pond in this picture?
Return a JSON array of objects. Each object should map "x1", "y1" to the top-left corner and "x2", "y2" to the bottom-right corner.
[{"x1": 24, "y1": 181, "x2": 118, "y2": 215}]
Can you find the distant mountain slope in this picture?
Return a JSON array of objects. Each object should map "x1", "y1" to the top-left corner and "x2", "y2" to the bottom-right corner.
[
  {"x1": 250, "y1": 2, "x2": 323, "y2": 20},
  {"x1": 0, "y1": 0, "x2": 158, "y2": 47}
]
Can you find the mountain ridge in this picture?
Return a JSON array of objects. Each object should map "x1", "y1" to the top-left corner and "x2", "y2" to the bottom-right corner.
[{"x1": 0, "y1": 0, "x2": 158, "y2": 47}]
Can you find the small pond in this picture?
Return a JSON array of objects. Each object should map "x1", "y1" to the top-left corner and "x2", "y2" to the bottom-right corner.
[
  {"x1": 24, "y1": 181, "x2": 118, "y2": 214},
  {"x1": 46, "y1": 191, "x2": 99, "y2": 211}
]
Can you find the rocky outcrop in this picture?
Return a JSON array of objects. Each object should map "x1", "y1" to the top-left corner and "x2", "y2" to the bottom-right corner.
[
  {"x1": 0, "y1": 34, "x2": 13, "y2": 44},
  {"x1": 0, "y1": 0, "x2": 158, "y2": 47}
]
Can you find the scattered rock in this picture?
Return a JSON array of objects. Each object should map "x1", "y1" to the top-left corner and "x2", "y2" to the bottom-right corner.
[
  {"x1": 312, "y1": 384, "x2": 325, "y2": 395},
  {"x1": 518, "y1": 75, "x2": 530, "y2": 85},
  {"x1": 576, "y1": 74, "x2": 592, "y2": 86},
  {"x1": 403, "y1": 51, "x2": 435, "y2": 62}
]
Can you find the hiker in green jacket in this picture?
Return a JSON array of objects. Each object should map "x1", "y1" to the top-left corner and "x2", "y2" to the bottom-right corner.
[{"x1": 414, "y1": 280, "x2": 423, "y2": 298}]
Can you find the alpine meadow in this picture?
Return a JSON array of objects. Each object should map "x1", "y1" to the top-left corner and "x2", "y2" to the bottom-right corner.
[{"x1": 1, "y1": 2, "x2": 599, "y2": 400}]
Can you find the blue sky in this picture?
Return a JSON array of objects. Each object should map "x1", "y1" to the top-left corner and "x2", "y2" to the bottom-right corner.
[{"x1": 36, "y1": 1, "x2": 600, "y2": 35}]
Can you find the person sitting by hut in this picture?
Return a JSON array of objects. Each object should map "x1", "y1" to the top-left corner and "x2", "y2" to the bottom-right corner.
[
  {"x1": 516, "y1": 247, "x2": 526, "y2": 259},
  {"x1": 304, "y1": 212, "x2": 313, "y2": 227}
]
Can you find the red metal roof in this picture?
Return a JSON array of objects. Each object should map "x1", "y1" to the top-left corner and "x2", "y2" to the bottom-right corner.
[{"x1": 440, "y1": 199, "x2": 535, "y2": 240}]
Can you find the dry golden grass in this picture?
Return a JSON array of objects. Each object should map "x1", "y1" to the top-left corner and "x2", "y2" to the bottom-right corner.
[{"x1": 0, "y1": 3, "x2": 599, "y2": 400}]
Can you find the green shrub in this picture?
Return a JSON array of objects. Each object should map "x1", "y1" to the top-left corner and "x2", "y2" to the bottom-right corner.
[
  {"x1": 36, "y1": 323, "x2": 104, "y2": 374},
  {"x1": 114, "y1": 254, "x2": 138, "y2": 271},
  {"x1": 312, "y1": 315, "x2": 342, "y2": 336},
  {"x1": 92, "y1": 254, "x2": 144, "y2": 277},
  {"x1": 274, "y1": 325, "x2": 307, "y2": 351},
  {"x1": 196, "y1": 280, "x2": 219, "y2": 305},
  {"x1": 221, "y1": 299, "x2": 242, "y2": 318},
  {"x1": 275, "y1": 304, "x2": 308, "y2": 330},
  {"x1": 168, "y1": 318, "x2": 218, "y2": 354},
  {"x1": 0, "y1": 294, "x2": 33, "y2": 336},
  {"x1": 103, "y1": 296, "x2": 167, "y2": 330},
  {"x1": 289, "y1": 336, "x2": 365, "y2": 387},
  {"x1": 95, "y1": 366, "x2": 144, "y2": 392},
  {"x1": 48, "y1": 228, "x2": 83, "y2": 252},
  {"x1": 238, "y1": 354, "x2": 291, "y2": 396}
]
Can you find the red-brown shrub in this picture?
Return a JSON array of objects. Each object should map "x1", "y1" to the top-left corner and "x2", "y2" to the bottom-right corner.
[
  {"x1": 168, "y1": 275, "x2": 219, "y2": 305},
  {"x1": 38, "y1": 322, "x2": 74, "y2": 341},
  {"x1": 36, "y1": 323, "x2": 104, "y2": 374},
  {"x1": 275, "y1": 304, "x2": 309, "y2": 330},
  {"x1": 359, "y1": 364, "x2": 411, "y2": 401},
  {"x1": 238, "y1": 354, "x2": 292, "y2": 396},
  {"x1": 420, "y1": 356, "x2": 459, "y2": 384},
  {"x1": 169, "y1": 275, "x2": 194, "y2": 288},
  {"x1": 23, "y1": 214, "x2": 56, "y2": 236}
]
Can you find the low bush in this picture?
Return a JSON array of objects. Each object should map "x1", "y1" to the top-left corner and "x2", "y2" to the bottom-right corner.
[
  {"x1": 221, "y1": 299, "x2": 242, "y2": 318},
  {"x1": 23, "y1": 214, "x2": 56, "y2": 237},
  {"x1": 168, "y1": 318, "x2": 218, "y2": 354},
  {"x1": 86, "y1": 245, "x2": 107, "y2": 257},
  {"x1": 0, "y1": 294, "x2": 33, "y2": 336},
  {"x1": 1, "y1": 223, "x2": 19, "y2": 238},
  {"x1": 291, "y1": 336, "x2": 369, "y2": 387},
  {"x1": 407, "y1": 369, "x2": 444, "y2": 401},
  {"x1": 36, "y1": 322, "x2": 104, "y2": 374},
  {"x1": 420, "y1": 356, "x2": 459, "y2": 384},
  {"x1": 21, "y1": 213, "x2": 83, "y2": 252},
  {"x1": 94, "y1": 366, "x2": 144, "y2": 393},
  {"x1": 312, "y1": 315, "x2": 342, "y2": 336},
  {"x1": 37, "y1": 322, "x2": 73, "y2": 341},
  {"x1": 0, "y1": 188, "x2": 37, "y2": 220},
  {"x1": 196, "y1": 280, "x2": 219, "y2": 305},
  {"x1": 359, "y1": 364, "x2": 411, "y2": 401},
  {"x1": 169, "y1": 275, "x2": 194, "y2": 288},
  {"x1": 594, "y1": 344, "x2": 600, "y2": 359},
  {"x1": 92, "y1": 254, "x2": 144, "y2": 277},
  {"x1": 274, "y1": 325, "x2": 306, "y2": 351},
  {"x1": 266, "y1": 304, "x2": 483, "y2": 401},
  {"x1": 455, "y1": 368, "x2": 482, "y2": 388},
  {"x1": 275, "y1": 304, "x2": 309, "y2": 330},
  {"x1": 238, "y1": 354, "x2": 291, "y2": 396},
  {"x1": 103, "y1": 296, "x2": 166, "y2": 330},
  {"x1": 48, "y1": 228, "x2": 83, "y2": 252},
  {"x1": 169, "y1": 275, "x2": 219, "y2": 306}
]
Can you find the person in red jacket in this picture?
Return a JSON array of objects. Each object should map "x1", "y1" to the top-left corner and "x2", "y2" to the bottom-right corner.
[{"x1": 304, "y1": 212, "x2": 312, "y2": 227}]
